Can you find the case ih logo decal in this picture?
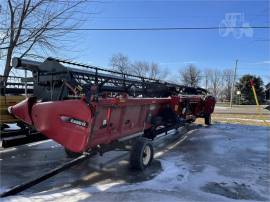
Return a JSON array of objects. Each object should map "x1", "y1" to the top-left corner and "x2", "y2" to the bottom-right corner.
[{"x1": 60, "y1": 116, "x2": 88, "y2": 127}]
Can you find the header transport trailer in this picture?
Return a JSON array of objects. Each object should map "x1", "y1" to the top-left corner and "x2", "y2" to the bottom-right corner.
[{"x1": 8, "y1": 57, "x2": 216, "y2": 170}]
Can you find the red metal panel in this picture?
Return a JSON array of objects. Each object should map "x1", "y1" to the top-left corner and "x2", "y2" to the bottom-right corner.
[
  {"x1": 203, "y1": 96, "x2": 216, "y2": 114},
  {"x1": 9, "y1": 97, "x2": 35, "y2": 125},
  {"x1": 9, "y1": 96, "x2": 216, "y2": 153},
  {"x1": 31, "y1": 99, "x2": 92, "y2": 153},
  {"x1": 88, "y1": 98, "x2": 168, "y2": 148}
]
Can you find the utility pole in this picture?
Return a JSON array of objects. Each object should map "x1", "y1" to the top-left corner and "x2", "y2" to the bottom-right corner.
[
  {"x1": 205, "y1": 75, "x2": 208, "y2": 90},
  {"x1": 24, "y1": 70, "x2": 27, "y2": 97},
  {"x1": 230, "y1": 60, "x2": 238, "y2": 108}
]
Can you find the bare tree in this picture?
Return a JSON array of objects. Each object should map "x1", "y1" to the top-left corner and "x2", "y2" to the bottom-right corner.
[
  {"x1": 109, "y1": 54, "x2": 168, "y2": 80},
  {"x1": 0, "y1": 0, "x2": 88, "y2": 82},
  {"x1": 131, "y1": 61, "x2": 149, "y2": 77},
  {"x1": 148, "y1": 62, "x2": 168, "y2": 80},
  {"x1": 208, "y1": 69, "x2": 222, "y2": 98},
  {"x1": 110, "y1": 53, "x2": 130, "y2": 74},
  {"x1": 220, "y1": 69, "x2": 234, "y2": 101},
  {"x1": 180, "y1": 64, "x2": 201, "y2": 87},
  {"x1": 149, "y1": 62, "x2": 160, "y2": 79},
  {"x1": 204, "y1": 68, "x2": 212, "y2": 90}
]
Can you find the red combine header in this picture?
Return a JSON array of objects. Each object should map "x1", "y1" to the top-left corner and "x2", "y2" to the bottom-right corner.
[
  {"x1": 0, "y1": 57, "x2": 216, "y2": 197},
  {"x1": 9, "y1": 57, "x2": 215, "y2": 167}
]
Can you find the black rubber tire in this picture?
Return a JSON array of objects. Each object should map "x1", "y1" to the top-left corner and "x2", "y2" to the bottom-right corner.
[
  {"x1": 130, "y1": 138, "x2": 154, "y2": 170},
  {"x1": 204, "y1": 114, "x2": 211, "y2": 125},
  {"x1": 64, "y1": 148, "x2": 81, "y2": 158}
]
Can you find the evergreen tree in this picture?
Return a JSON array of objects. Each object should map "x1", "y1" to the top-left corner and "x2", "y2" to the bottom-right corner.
[{"x1": 236, "y1": 75, "x2": 265, "y2": 104}]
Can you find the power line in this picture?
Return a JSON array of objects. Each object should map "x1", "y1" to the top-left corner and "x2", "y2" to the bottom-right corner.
[{"x1": 0, "y1": 26, "x2": 269, "y2": 31}]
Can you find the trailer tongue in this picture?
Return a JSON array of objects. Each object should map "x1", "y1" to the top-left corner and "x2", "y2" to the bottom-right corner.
[
  {"x1": 0, "y1": 153, "x2": 93, "y2": 197},
  {"x1": 1, "y1": 57, "x2": 216, "y2": 197}
]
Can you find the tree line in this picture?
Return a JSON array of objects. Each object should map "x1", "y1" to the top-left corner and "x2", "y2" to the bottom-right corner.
[
  {"x1": 179, "y1": 64, "x2": 234, "y2": 102},
  {"x1": 110, "y1": 54, "x2": 234, "y2": 102},
  {"x1": 110, "y1": 54, "x2": 266, "y2": 104},
  {"x1": 179, "y1": 64, "x2": 265, "y2": 104},
  {"x1": 110, "y1": 53, "x2": 168, "y2": 80}
]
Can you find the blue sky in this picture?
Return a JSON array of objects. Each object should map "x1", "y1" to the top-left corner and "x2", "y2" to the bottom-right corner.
[{"x1": 2, "y1": 0, "x2": 270, "y2": 84}]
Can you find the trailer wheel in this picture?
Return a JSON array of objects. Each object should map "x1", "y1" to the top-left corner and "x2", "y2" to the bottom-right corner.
[
  {"x1": 64, "y1": 148, "x2": 81, "y2": 158},
  {"x1": 204, "y1": 114, "x2": 211, "y2": 125},
  {"x1": 130, "y1": 138, "x2": 154, "y2": 170}
]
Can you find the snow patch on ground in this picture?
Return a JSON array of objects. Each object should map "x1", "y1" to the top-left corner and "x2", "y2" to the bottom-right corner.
[
  {"x1": 3, "y1": 156, "x2": 190, "y2": 202},
  {"x1": 215, "y1": 106, "x2": 230, "y2": 110},
  {"x1": 8, "y1": 159, "x2": 265, "y2": 202},
  {"x1": 2, "y1": 124, "x2": 269, "y2": 202},
  {"x1": 64, "y1": 156, "x2": 188, "y2": 193},
  {"x1": 220, "y1": 117, "x2": 270, "y2": 123},
  {"x1": 4, "y1": 123, "x2": 20, "y2": 130}
]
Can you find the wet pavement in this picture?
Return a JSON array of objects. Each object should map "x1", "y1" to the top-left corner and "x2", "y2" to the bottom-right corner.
[{"x1": 0, "y1": 123, "x2": 269, "y2": 202}]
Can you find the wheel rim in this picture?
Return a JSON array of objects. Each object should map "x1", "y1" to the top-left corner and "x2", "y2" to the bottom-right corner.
[{"x1": 142, "y1": 145, "x2": 151, "y2": 166}]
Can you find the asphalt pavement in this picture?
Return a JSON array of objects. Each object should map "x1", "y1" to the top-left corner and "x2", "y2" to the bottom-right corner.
[{"x1": 1, "y1": 123, "x2": 269, "y2": 202}]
